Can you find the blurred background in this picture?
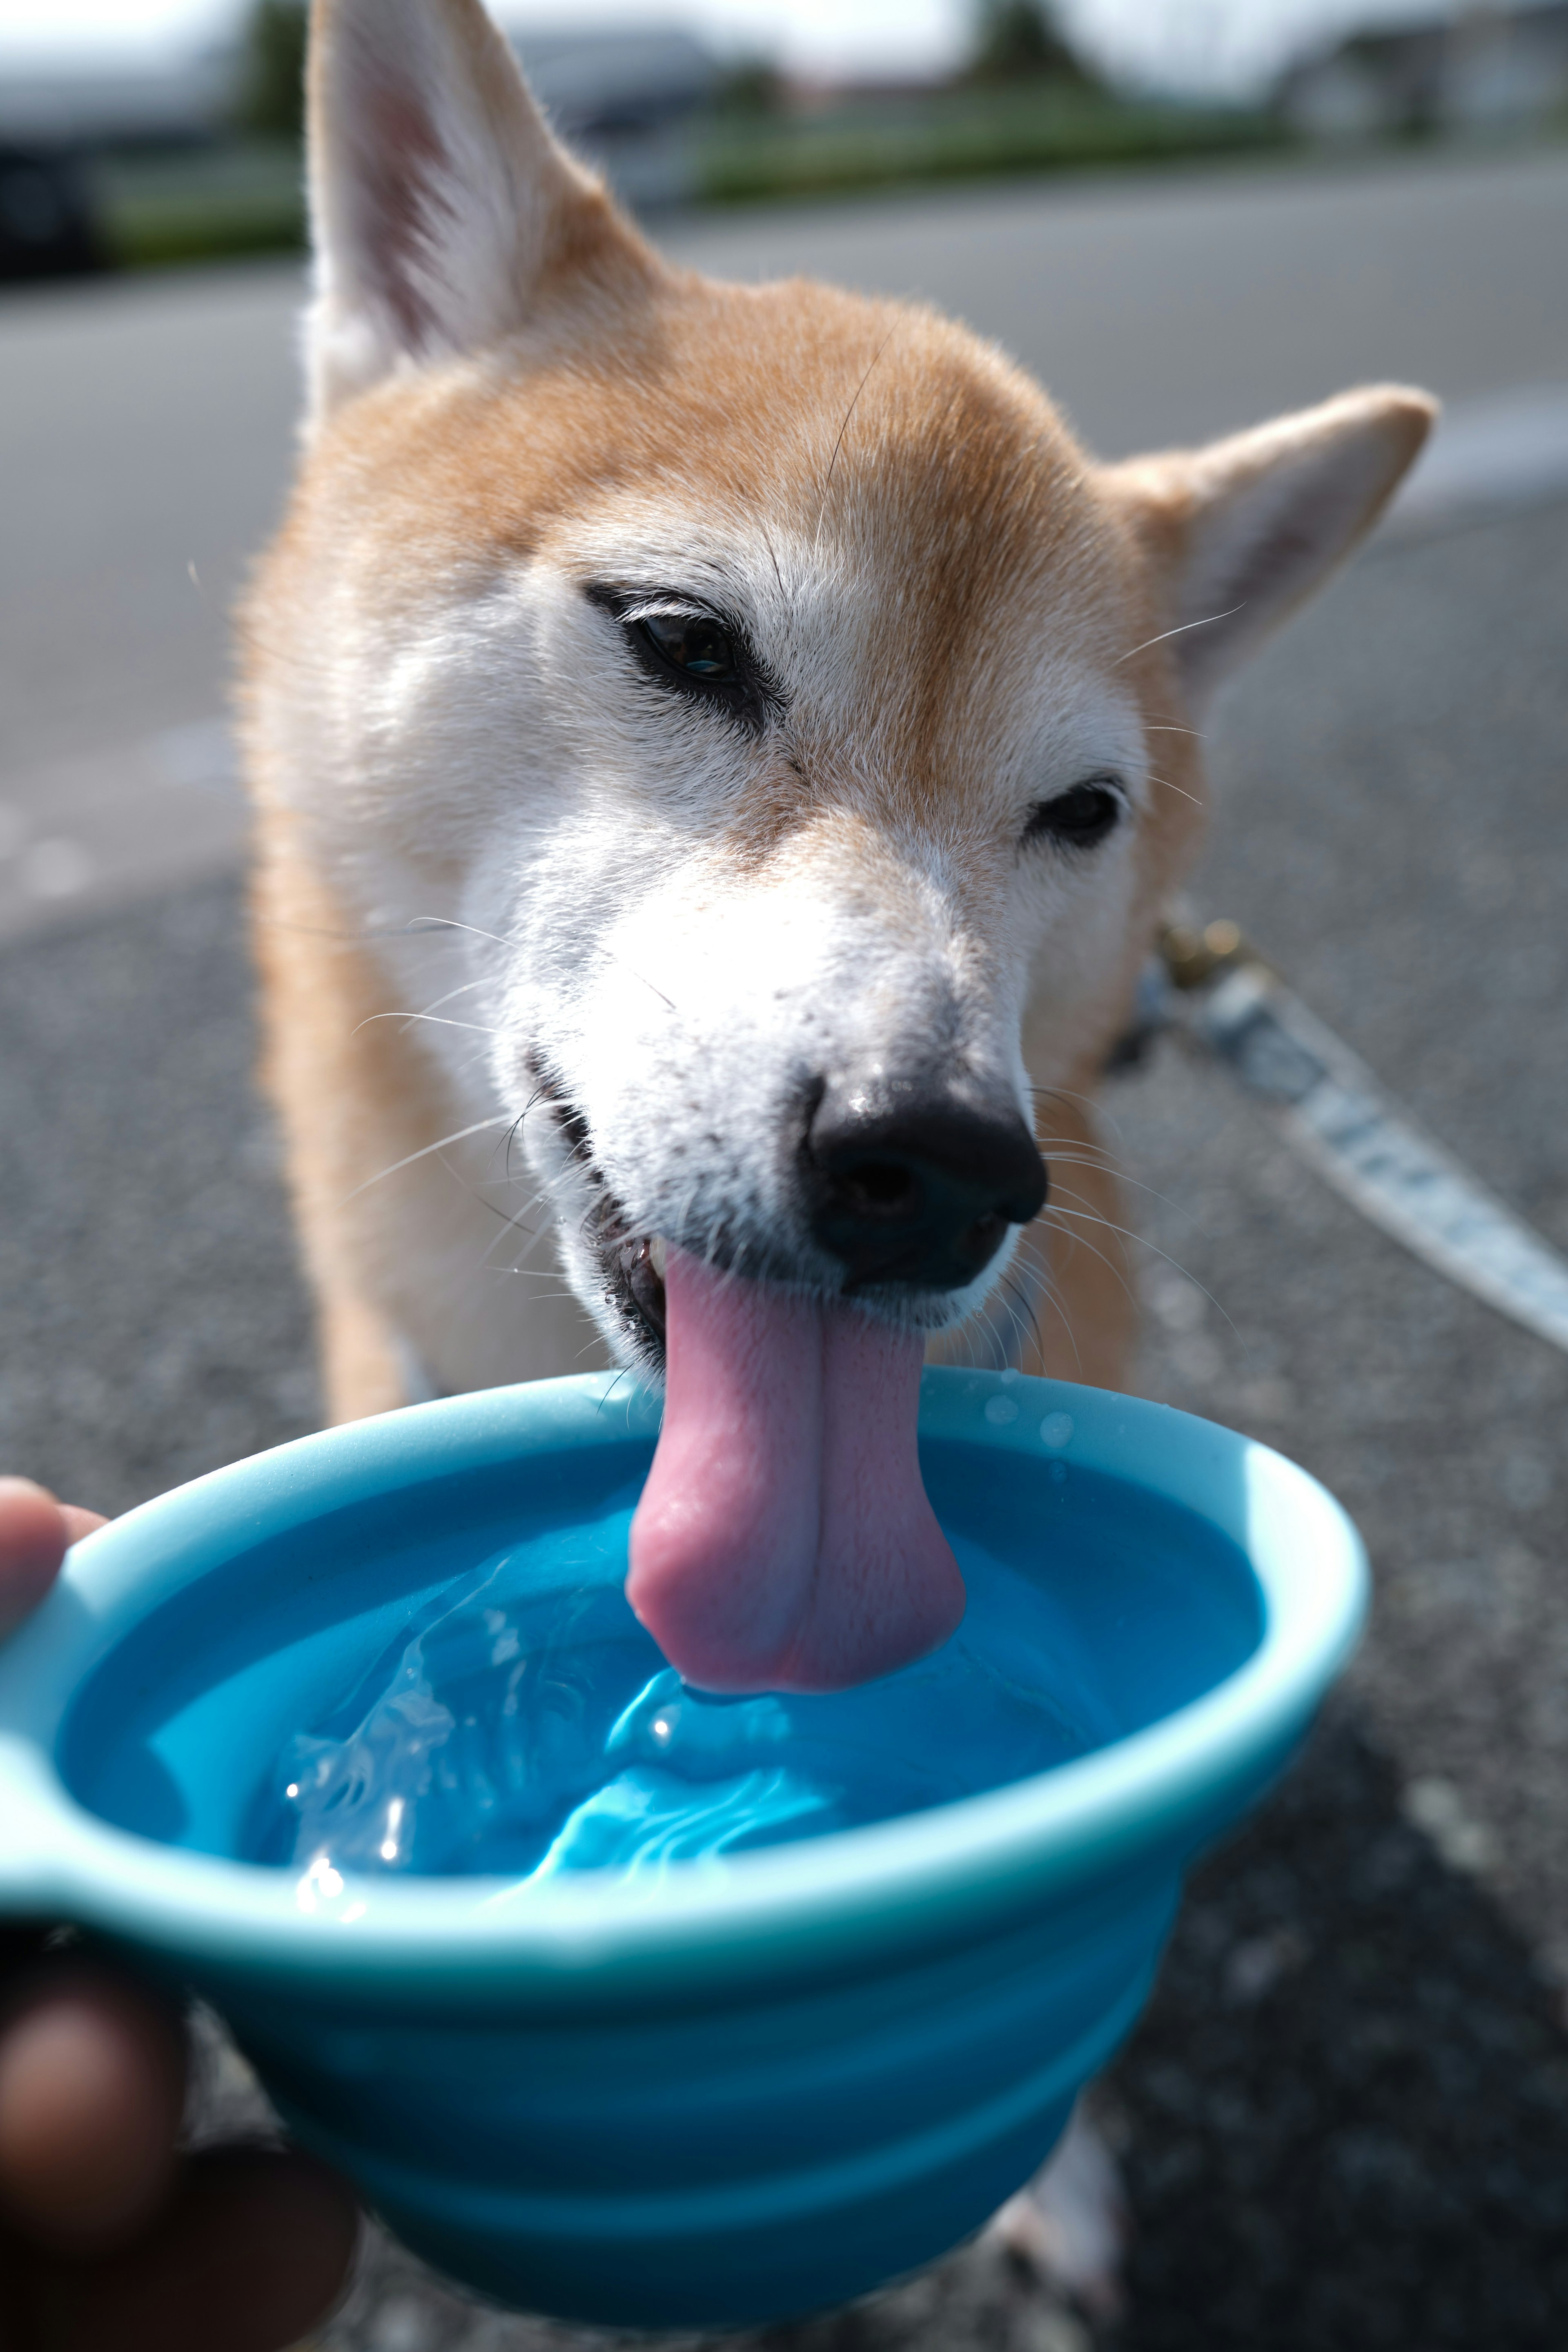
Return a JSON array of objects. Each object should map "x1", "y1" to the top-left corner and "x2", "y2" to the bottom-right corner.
[
  {"x1": 2, "y1": 4, "x2": 1567, "y2": 2349},
  {"x1": 4, "y1": 0, "x2": 1568, "y2": 259}
]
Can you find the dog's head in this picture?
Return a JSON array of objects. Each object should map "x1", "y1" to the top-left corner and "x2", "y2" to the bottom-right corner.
[{"x1": 256, "y1": 0, "x2": 1432, "y2": 1686}]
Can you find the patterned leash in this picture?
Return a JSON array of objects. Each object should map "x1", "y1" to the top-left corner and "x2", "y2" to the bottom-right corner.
[{"x1": 1127, "y1": 921, "x2": 1568, "y2": 1357}]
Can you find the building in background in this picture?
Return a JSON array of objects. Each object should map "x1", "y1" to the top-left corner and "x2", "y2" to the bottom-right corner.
[
  {"x1": 0, "y1": 45, "x2": 234, "y2": 277},
  {"x1": 1279, "y1": 1, "x2": 1568, "y2": 140},
  {"x1": 508, "y1": 26, "x2": 719, "y2": 208}
]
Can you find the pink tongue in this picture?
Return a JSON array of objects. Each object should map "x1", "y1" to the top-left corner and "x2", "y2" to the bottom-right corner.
[{"x1": 626, "y1": 1247, "x2": 965, "y2": 1693}]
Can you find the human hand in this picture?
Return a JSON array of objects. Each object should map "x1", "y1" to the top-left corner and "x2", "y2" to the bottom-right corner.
[{"x1": 0, "y1": 1480, "x2": 359, "y2": 2350}]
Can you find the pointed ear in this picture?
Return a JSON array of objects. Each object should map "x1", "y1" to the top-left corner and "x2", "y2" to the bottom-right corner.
[
  {"x1": 1101, "y1": 386, "x2": 1437, "y2": 716},
  {"x1": 305, "y1": 0, "x2": 653, "y2": 422}
]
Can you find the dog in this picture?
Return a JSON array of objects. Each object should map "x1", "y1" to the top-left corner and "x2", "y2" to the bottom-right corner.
[
  {"x1": 245, "y1": 0, "x2": 1431, "y2": 1692},
  {"x1": 241, "y1": 0, "x2": 1432, "y2": 2311}
]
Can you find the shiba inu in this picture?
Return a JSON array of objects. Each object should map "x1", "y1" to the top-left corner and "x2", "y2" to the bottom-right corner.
[{"x1": 244, "y1": 0, "x2": 1432, "y2": 1699}]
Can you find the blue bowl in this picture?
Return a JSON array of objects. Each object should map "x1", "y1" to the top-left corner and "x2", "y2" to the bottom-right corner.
[{"x1": 0, "y1": 1369, "x2": 1365, "y2": 2330}]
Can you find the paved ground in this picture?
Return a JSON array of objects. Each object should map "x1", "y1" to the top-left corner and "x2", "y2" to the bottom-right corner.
[{"x1": 3, "y1": 147, "x2": 1568, "y2": 2351}]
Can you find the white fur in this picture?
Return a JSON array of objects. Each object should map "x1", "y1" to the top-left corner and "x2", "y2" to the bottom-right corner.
[
  {"x1": 272, "y1": 0, "x2": 1432, "y2": 1401},
  {"x1": 272, "y1": 490, "x2": 1150, "y2": 1371}
]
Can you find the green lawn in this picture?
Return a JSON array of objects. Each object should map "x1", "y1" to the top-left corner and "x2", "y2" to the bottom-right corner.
[
  {"x1": 95, "y1": 142, "x2": 305, "y2": 270},
  {"x1": 699, "y1": 89, "x2": 1287, "y2": 206}
]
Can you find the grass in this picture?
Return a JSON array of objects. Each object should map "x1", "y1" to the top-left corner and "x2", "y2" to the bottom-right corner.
[
  {"x1": 107, "y1": 187, "x2": 305, "y2": 270},
  {"x1": 94, "y1": 141, "x2": 305, "y2": 270},
  {"x1": 698, "y1": 88, "x2": 1288, "y2": 207}
]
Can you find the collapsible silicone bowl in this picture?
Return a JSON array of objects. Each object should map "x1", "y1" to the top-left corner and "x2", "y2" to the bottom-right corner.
[{"x1": 0, "y1": 1368, "x2": 1364, "y2": 2330}]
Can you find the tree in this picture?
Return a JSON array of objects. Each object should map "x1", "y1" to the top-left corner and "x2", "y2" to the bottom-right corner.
[
  {"x1": 967, "y1": 0, "x2": 1095, "y2": 87},
  {"x1": 238, "y1": 0, "x2": 309, "y2": 142},
  {"x1": 714, "y1": 58, "x2": 786, "y2": 118}
]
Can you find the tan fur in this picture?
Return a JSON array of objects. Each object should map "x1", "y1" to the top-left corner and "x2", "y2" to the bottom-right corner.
[
  {"x1": 245, "y1": 1, "x2": 1431, "y2": 1422},
  {"x1": 925, "y1": 1083, "x2": 1136, "y2": 1390},
  {"x1": 249, "y1": 804, "x2": 607, "y2": 1419}
]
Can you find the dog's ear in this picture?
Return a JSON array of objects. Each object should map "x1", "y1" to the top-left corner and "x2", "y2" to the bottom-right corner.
[
  {"x1": 1102, "y1": 386, "x2": 1437, "y2": 716},
  {"x1": 305, "y1": 0, "x2": 653, "y2": 423}
]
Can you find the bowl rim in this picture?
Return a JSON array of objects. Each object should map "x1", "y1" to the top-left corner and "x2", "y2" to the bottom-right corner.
[{"x1": 0, "y1": 1369, "x2": 1366, "y2": 1995}]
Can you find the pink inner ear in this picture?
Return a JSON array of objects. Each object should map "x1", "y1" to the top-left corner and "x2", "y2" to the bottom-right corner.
[{"x1": 353, "y1": 77, "x2": 449, "y2": 350}]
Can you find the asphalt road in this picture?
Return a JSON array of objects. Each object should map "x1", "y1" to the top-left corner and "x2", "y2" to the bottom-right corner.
[{"x1": 3, "y1": 147, "x2": 1568, "y2": 2352}]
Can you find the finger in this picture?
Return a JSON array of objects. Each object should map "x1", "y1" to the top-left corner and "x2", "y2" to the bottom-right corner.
[
  {"x1": 0, "y1": 1481, "x2": 70, "y2": 1639},
  {"x1": 57, "y1": 1507, "x2": 107, "y2": 1548},
  {"x1": 0, "y1": 1967, "x2": 186, "y2": 2251},
  {"x1": 20, "y1": 2146, "x2": 360, "y2": 2352}
]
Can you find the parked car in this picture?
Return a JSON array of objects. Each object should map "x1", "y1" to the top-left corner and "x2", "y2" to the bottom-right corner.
[
  {"x1": 0, "y1": 50, "x2": 232, "y2": 280},
  {"x1": 0, "y1": 144, "x2": 106, "y2": 277}
]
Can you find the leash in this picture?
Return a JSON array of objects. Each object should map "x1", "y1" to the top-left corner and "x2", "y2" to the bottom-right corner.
[{"x1": 1118, "y1": 921, "x2": 1568, "y2": 1358}]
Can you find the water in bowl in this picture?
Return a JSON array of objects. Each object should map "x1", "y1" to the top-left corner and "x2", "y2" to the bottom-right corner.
[{"x1": 246, "y1": 1540, "x2": 1116, "y2": 1889}]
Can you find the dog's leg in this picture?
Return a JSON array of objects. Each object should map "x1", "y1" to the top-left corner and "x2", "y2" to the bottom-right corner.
[
  {"x1": 938, "y1": 1093, "x2": 1136, "y2": 2313},
  {"x1": 249, "y1": 813, "x2": 446, "y2": 1425},
  {"x1": 987, "y1": 2097, "x2": 1128, "y2": 2321},
  {"x1": 249, "y1": 802, "x2": 608, "y2": 1421},
  {"x1": 315, "y1": 1288, "x2": 411, "y2": 1425}
]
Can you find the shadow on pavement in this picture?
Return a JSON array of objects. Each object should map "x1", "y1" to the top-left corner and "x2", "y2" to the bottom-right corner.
[{"x1": 1111, "y1": 1706, "x2": 1568, "y2": 2350}]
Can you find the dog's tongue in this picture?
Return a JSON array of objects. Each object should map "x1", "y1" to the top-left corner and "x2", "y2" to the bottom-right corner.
[{"x1": 626, "y1": 1247, "x2": 965, "y2": 1693}]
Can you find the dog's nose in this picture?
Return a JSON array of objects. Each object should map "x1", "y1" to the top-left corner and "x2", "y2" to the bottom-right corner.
[{"x1": 804, "y1": 1071, "x2": 1047, "y2": 1291}]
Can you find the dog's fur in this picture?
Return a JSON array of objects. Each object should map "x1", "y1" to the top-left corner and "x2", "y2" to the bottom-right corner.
[{"x1": 244, "y1": 0, "x2": 1433, "y2": 1428}]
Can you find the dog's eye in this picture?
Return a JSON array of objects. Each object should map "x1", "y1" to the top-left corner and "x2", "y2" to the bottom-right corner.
[
  {"x1": 1023, "y1": 780, "x2": 1124, "y2": 852},
  {"x1": 585, "y1": 581, "x2": 781, "y2": 734},
  {"x1": 637, "y1": 612, "x2": 739, "y2": 684}
]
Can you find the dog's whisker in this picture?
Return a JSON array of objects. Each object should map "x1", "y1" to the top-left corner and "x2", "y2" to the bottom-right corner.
[
  {"x1": 1038, "y1": 1155, "x2": 1203, "y2": 1222},
  {"x1": 1028, "y1": 1085, "x2": 1129, "y2": 1152},
  {"x1": 352, "y1": 1011, "x2": 505, "y2": 1039},
  {"x1": 991, "y1": 1250, "x2": 1081, "y2": 1374},
  {"x1": 1033, "y1": 1136, "x2": 1120, "y2": 1169},
  {"x1": 1041, "y1": 1282, "x2": 1083, "y2": 1376},
  {"x1": 1041, "y1": 1209, "x2": 1140, "y2": 1317},
  {"x1": 1039, "y1": 1175, "x2": 1118, "y2": 1221},
  {"x1": 344, "y1": 1116, "x2": 517, "y2": 1201},
  {"x1": 498, "y1": 1090, "x2": 547, "y2": 1185},
  {"x1": 495, "y1": 1201, "x2": 559, "y2": 1275},
  {"x1": 996, "y1": 1267, "x2": 1048, "y2": 1373},
  {"x1": 812, "y1": 325, "x2": 898, "y2": 553},
  {"x1": 755, "y1": 512, "x2": 791, "y2": 615},
  {"x1": 595, "y1": 1366, "x2": 637, "y2": 1415},
  {"x1": 587, "y1": 940, "x2": 677, "y2": 1013},
  {"x1": 1146, "y1": 771, "x2": 1203, "y2": 808},
  {"x1": 1045, "y1": 1207, "x2": 1249, "y2": 1360},
  {"x1": 472, "y1": 1188, "x2": 548, "y2": 1271},
  {"x1": 401, "y1": 915, "x2": 525, "y2": 951},
  {"x1": 1115, "y1": 603, "x2": 1244, "y2": 667},
  {"x1": 401, "y1": 976, "x2": 491, "y2": 1031}
]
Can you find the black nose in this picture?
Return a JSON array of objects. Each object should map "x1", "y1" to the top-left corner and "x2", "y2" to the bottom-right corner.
[{"x1": 804, "y1": 1070, "x2": 1047, "y2": 1291}]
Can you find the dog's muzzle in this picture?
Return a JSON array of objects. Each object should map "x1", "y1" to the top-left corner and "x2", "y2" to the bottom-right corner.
[
  {"x1": 802, "y1": 1068, "x2": 1047, "y2": 1293},
  {"x1": 541, "y1": 1058, "x2": 1047, "y2": 1363}
]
